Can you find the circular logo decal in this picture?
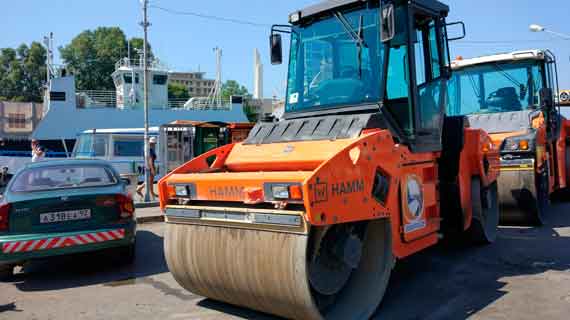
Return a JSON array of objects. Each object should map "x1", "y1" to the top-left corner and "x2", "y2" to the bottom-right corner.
[
  {"x1": 404, "y1": 175, "x2": 424, "y2": 221},
  {"x1": 561, "y1": 91, "x2": 569, "y2": 102}
]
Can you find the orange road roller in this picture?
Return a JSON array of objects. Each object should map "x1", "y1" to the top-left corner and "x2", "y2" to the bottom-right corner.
[
  {"x1": 448, "y1": 50, "x2": 570, "y2": 225},
  {"x1": 158, "y1": 0, "x2": 500, "y2": 318}
]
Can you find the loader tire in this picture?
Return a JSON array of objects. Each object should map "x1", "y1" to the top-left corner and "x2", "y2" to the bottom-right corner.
[{"x1": 467, "y1": 177, "x2": 499, "y2": 244}]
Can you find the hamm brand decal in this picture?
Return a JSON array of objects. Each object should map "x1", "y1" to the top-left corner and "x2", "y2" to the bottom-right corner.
[
  {"x1": 208, "y1": 186, "x2": 245, "y2": 200},
  {"x1": 331, "y1": 179, "x2": 365, "y2": 196}
]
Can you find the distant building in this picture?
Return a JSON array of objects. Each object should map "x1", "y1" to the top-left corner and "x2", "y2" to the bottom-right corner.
[
  {"x1": 169, "y1": 72, "x2": 216, "y2": 97},
  {"x1": 0, "y1": 101, "x2": 44, "y2": 141}
]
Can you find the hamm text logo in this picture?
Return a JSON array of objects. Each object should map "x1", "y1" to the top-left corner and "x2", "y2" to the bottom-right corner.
[
  {"x1": 331, "y1": 180, "x2": 364, "y2": 196},
  {"x1": 209, "y1": 186, "x2": 245, "y2": 200}
]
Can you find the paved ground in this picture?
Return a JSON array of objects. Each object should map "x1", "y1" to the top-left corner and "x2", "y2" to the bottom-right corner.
[{"x1": 2, "y1": 203, "x2": 570, "y2": 320}]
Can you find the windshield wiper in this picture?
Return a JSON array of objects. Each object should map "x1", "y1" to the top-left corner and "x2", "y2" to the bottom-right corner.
[{"x1": 334, "y1": 12, "x2": 367, "y2": 78}]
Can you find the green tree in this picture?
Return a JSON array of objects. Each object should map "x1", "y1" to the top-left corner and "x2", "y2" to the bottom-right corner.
[
  {"x1": 221, "y1": 80, "x2": 258, "y2": 122},
  {"x1": 221, "y1": 80, "x2": 250, "y2": 100},
  {"x1": 0, "y1": 42, "x2": 46, "y2": 102},
  {"x1": 168, "y1": 83, "x2": 190, "y2": 101},
  {"x1": 128, "y1": 38, "x2": 152, "y2": 62},
  {"x1": 60, "y1": 27, "x2": 152, "y2": 91}
]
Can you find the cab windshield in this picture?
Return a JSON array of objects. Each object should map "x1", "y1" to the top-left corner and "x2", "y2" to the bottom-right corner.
[
  {"x1": 447, "y1": 61, "x2": 544, "y2": 116},
  {"x1": 73, "y1": 134, "x2": 108, "y2": 158},
  {"x1": 286, "y1": 5, "x2": 383, "y2": 113}
]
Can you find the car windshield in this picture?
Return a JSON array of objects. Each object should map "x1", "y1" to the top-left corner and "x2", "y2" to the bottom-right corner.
[
  {"x1": 10, "y1": 165, "x2": 117, "y2": 192},
  {"x1": 447, "y1": 60, "x2": 544, "y2": 116},
  {"x1": 73, "y1": 134, "x2": 108, "y2": 158},
  {"x1": 285, "y1": 5, "x2": 383, "y2": 113}
]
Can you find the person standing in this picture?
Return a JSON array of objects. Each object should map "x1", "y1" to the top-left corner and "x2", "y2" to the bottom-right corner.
[
  {"x1": 137, "y1": 136, "x2": 158, "y2": 200},
  {"x1": 31, "y1": 139, "x2": 45, "y2": 162}
]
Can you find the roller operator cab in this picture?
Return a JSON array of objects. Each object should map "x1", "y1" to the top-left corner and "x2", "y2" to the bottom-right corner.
[
  {"x1": 448, "y1": 50, "x2": 570, "y2": 225},
  {"x1": 158, "y1": 1, "x2": 499, "y2": 319}
]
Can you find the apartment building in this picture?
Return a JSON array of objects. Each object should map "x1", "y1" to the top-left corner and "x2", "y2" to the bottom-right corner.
[
  {"x1": 169, "y1": 72, "x2": 216, "y2": 97},
  {"x1": 0, "y1": 101, "x2": 43, "y2": 140}
]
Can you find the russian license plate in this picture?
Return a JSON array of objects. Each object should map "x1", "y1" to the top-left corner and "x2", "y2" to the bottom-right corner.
[{"x1": 40, "y1": 209, "x2": 92, "y2": 224}]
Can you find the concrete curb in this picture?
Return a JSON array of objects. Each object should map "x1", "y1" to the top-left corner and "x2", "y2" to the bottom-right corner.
[{"x1": 136, "y1": 215, "x2": 164, "y2": 224}]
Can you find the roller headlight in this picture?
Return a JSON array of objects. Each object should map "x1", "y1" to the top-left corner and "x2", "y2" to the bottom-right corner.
[
  {"x1": 175, "y1": 185, "x2": 190, "y2": 197},
  {"x1": 272, "y1": 185, "x2": 290, "y2": 199},
  {"x1": 264, "y1": 183, "x2": 303, "y2": 201},
  {"x1": 502, "y1": 135, "x2": 535, "y2": 153}
]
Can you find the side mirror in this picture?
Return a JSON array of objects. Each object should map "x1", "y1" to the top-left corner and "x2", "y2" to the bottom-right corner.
[
  {"x1": 381, "y1": 3, "x2": 395, "y2": 43},
  {"x1": 446, "y1": 21, "x2": 466, "y2": 41},
  {"x1": 270, "y1": 34, "x2": 283, "y2": 65},
  {"x1": 540, "y1": 87, "x2": 553, "y2": 109},
  {"x1": 121, "y1": 178, "x2": 132, "y2": 186}
]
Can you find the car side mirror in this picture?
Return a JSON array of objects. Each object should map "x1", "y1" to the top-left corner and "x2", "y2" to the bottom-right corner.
[
  {"x1": 540, "y1": 87, "x2": 553, "y2": 109},
  {"x1": 381, "y1": 3, "x2": 395, "y2": 43},
  {"x1": 121, "y1": 178, "x2": 132, "y2": 186},
  {"x1": 270, "y1": 34, "x2": 283, "y2": 65}
]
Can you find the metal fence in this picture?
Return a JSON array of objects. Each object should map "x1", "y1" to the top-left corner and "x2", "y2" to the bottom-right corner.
[{"x1": 76, "y1": 90, "x2": 117, "y2": 108}]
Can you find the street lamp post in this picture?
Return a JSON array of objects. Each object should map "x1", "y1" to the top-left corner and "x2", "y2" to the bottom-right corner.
[
  {"x1": 141, "y1": 0, "x2": 151, "y2": 202},
  {"x1": 529, "y1": 24, "x2": 570, "y2": 40}
]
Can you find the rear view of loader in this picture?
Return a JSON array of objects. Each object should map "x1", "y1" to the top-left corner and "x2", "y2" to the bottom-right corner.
[
  {"x1": 159, "y1": 1, "x2": 499, "y2": 319},
  {"x1": 448, "y1": 50, "x2": 570, "y2": 225}
]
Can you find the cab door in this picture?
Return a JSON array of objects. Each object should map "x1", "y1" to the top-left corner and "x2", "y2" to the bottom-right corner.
[
  {"x1": 383, "y1": 5, "x2": 447, "y2": 242},
  {"x1": 407, "y1": 9, "x2": 449, "y2": 153}
]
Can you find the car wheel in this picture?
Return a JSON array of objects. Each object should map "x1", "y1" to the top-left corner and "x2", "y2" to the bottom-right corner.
[{"x1": 0, "y1": 264, "x2": 15, "y2": 281}]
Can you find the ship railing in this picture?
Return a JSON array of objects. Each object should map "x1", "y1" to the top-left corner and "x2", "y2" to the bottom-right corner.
[
  {"x1": 0, "y1": 150, "x2": 69, "y2": 158},
  {"x1": 173, "y1": 97, "x2": 233, "y2": 111},
  {"x1": 115, "y1": 58, "x2": 168, "y2": 71},
  {"x1": 76, "y1": 90, "x2": 117, "y2": 108}
]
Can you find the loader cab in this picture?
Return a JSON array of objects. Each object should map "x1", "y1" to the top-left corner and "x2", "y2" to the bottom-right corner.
[{"x1": 271, "y1": 0, "x2": 453, "y2": 153}]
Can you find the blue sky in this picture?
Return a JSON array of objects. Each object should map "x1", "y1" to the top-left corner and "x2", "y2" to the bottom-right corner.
[{"x1": 1, "y1": 0, "x2": 569, "y2": 97}]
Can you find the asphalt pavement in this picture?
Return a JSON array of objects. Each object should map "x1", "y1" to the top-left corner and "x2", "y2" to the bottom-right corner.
[{"x1": 2, "y1": 202, "x2": 570, "y2": 320}]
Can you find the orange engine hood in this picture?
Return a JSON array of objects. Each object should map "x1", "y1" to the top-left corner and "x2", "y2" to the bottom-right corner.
[
  {"x1": 223, "y1": 139, "x2": 358, "y2": 172},
  {"x1": 488, "y1": 130, "x2": 528, "y2": 147}
]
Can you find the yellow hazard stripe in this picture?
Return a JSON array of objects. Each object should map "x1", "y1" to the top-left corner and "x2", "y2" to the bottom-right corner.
[{"x1": 500, "y1": 166, "x2": 534, "y2": 172}]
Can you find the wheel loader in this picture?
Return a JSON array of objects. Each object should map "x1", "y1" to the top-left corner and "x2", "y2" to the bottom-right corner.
[
  {"x1": 448, "y1": 50, "x2": 570, "y2": 225},
  {"x1": 158, "y1": 0, "x2": 500, "y2": 319}
]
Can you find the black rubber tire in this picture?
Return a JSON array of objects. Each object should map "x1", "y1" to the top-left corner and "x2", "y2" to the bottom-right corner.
[
  {"x1": 565, "y1": 145, "x2": 570, "y2": 193},
  {"x1": 0, "y1": 264, "x2": 15, "y2": 281},
  {"x1": 467, "y1": 177, "x2": 499, "y2": 244},
  {"x1": 531, "y1": 167, "x2": 550, "y2": 226}
]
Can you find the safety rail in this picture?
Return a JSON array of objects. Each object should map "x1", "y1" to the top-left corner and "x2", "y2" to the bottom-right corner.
[
  {"x1": 76, "y1": 90, "x2": 117, "y2": 108},
  {"x1": 115, "y1": 58, "x2": 168, "y2": 71},
  {"x1": 0, "y1": 150, "x2": 69, "y2": 158}
]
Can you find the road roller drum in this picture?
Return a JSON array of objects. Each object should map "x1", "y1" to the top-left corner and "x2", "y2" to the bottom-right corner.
[{"x1": 165, "y1": 219, "x2": 393, "y2": 320}]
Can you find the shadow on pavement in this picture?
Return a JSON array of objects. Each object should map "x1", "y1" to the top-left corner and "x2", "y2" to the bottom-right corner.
[
  {"x1": 0, "y1": 302, "x2": 23, "y2": 313},
  {"x1": 197, "y1": 299, "x2": 276, "y2": 320},
  {"x1": 373, "y1": 201, "x2": 570, "y2": 319},
  {"x1": 7, "y1": 230, "x2": 168, "y2": 292}
]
